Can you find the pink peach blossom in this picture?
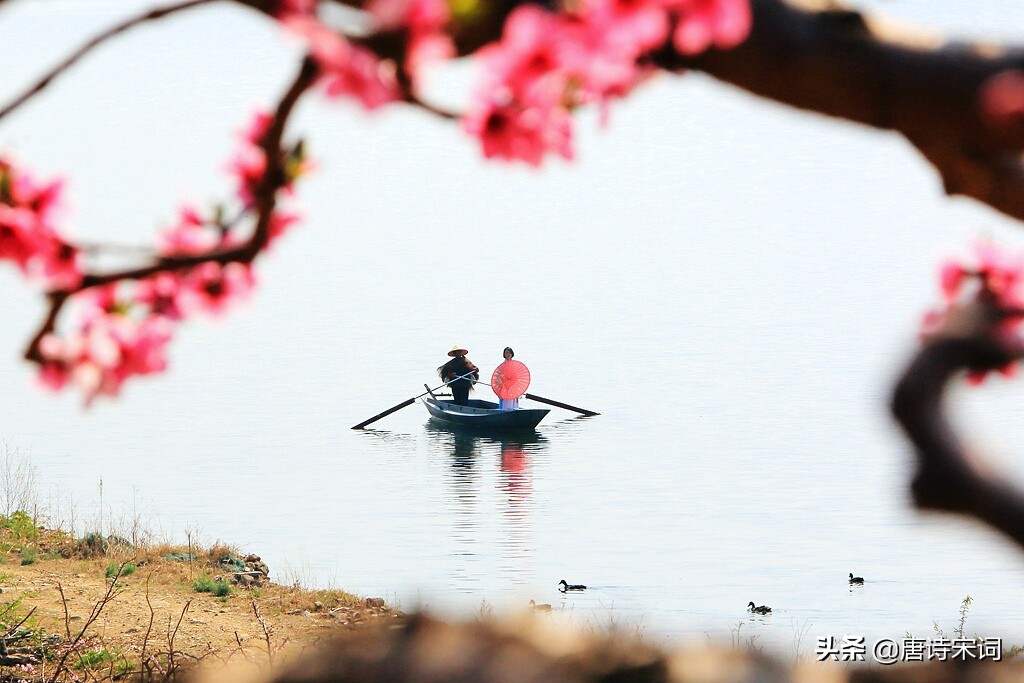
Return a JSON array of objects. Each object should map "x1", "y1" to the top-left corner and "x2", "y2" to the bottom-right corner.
[
  {"x1": 136, "y1": 272, "x2": 185, "y2": 320},
  {"x1": 283, "y1": 17, "x2": 400, "y2": 110},
  {"x1": 0, "y1": 207, "x2": 42, "y2": 272},
  {"x1": 177, "y1": 261, "x2": 256, "y2": 317},
  {"x1": 461, "y1": 0, "x2": 751, "y2": 163},
  {"x1": 923, "y1": 243, "x2": 1024, "y2": 383},
  {"x1": 367, "y1": 0, "x2": 447, "y2": 31},
  {"x1": 117, "y1": 316, "x2": 173, "y2": 379},
  {"x1": 406, "y1": 32, "x2": 456, "y2": 84},
  {"x1": 578, "y1": 0, "x2": 670, "y2": 55},
  {"x1": 230, "y1": 141, "x2": 268, "y2": 209},
  {"x1": 267, "y1": 210, "x2": 300, "y2": 248},
  {"x1": 980, "y1": 70, "x2": 1024, "y2": 131},
  {"x1": 273, "y1": 0, "x2": 316, "y2": 18},
  {"x1": 366, "y1": 0, "x2": 452, "y2": 82},
  {"x1": 974, "y1": 240, "x2": 1024, "y2": 309},
  {"x1": 463, "y1": 96, "x2": 574, "y2": 166},
  {"x1": 478, "y1": 6, "x2": 566, "y2": 95},
  {"x1": 0, "y1": 158, "x2": 81, "y2": 287},
  {"x1": 74, "y1": 283, "x2": 122, "y2": 321},
  {"x1": 670, "y1": 0, "x2": 752, "y2": 55},
  {"x1": 37, "y1": 239, "x2": 82, "y2": 289},
  {"x1": 939, "y1": 261, "x2": 967, "y2": 302},
  {"x1": 2, "y1": 157, "x2": 65, "y2": 223},
  {"x1": 159, "y1": 205, "x2": 219, "y2": 256},
  {"x1": 36, "y1": 311, "x2": 173, "y2": 403},
  {"x1": 243, "y1": 110, "x2": 274, "y2": 146}
]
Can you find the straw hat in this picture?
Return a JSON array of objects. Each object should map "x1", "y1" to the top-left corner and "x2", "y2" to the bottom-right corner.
[{"x1": 448, "y1": 345, "x2": 468, "y2": 357}]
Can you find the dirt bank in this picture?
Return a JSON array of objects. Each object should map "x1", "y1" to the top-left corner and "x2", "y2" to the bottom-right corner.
[{"x1": 0, "y1": 526, "x2": 400, "y2": 679}]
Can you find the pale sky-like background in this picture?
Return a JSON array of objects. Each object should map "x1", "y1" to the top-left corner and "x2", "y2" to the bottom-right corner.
[{"x1": 5, "y1": 0, "x2": 1024, "y2": 646}]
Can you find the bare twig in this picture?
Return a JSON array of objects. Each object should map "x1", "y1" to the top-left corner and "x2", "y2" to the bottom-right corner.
[
  {"x1": 228, "y1": 630, "x2": 250, "y2": 665},
  {"x1": 0, "y1": 0, "x2": 219, "y2": 122},
  {"x1": 186, "y1": 528, "x2": 195, "y2": 581},
  {"x1": 3, "y1": 605, "x2": 37, "y2": 640},
  {"x1": 139, "y1": 572, "x2": 157, "y2": 677},
  {"x1": 49, "y1": 560, "x2": 129, "y2": 682},
  {"x1": 166, "y1": 599, "x2": 191, "y2": 676},
  {"x1": 104, "y1": 650, "x2": 117, "y2": 682},
  {"x1": 146, "y1": 651, "x2": 167, "y2": 679},
  {"x1": 0, "y1": 600, "x2": 40, "y2": 667},
  {"x1": 405, "y1": 92, "x2": 460, "y2": 120},
  {"x1": 178, "y1": 644, "x2": 218, "y2": 662},
  {"x1": 251, "y1": 600, "x2": 278, "y2": 665},
  {"x1": 56, "y1": 582, "x2": 71, "y2": 640}
]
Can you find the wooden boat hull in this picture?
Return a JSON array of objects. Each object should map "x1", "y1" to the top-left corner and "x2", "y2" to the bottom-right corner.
[{"x1": 422, "y1": 397, "x2": 549, "y2": 431}]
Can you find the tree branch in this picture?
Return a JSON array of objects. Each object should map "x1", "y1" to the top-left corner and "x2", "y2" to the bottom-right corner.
[
  {"x1": 22, "y1": 56, "x2": 320, "y2": 366},
  {"x1": 653, "y1": 0, "x2": 1024, "y2": 222},
  {"x1": 892, "y1": 302, "x2": 1024, "y2": 552}
]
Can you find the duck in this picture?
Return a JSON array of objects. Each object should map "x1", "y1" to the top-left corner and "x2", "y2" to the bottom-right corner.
[
  {"x1": 747, "y1": 601, "x2": 772, "y2": 615},
  {"x1": 558, "y1": 579, "x2": 587, "y2": 592},
  {"x1": 849, "y1": 573, "x2": 864, "y2": 585},
  {"x1": 529, "y1": 599, "x2": 552, "y2": 613}
]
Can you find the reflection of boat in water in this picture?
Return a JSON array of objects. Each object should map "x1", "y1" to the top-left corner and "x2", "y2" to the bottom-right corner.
[
  {"x1": 424, "y1": 422, "x2": 547, "y2": 474},
  {"x1": 424, "y1": 423, "x2": 544, "y2": 513},
  {"x1": 424, "y1": 421, "x2": 546, "y2": 449},
  {"x1": 422, "y1": 397, "x2": 549, "y2": 431},
  {"x1": 421, "y1": 420, "x2": 543, "y2": 585}
]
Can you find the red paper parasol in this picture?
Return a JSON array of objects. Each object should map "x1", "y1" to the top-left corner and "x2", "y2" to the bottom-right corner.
[{"x1": 491, "y1": 360, "x2": 531, "y2": 400}]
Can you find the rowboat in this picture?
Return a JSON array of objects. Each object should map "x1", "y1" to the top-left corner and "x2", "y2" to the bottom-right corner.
[
  {"x1": 422, "y1": 396, "x2": 550, "y2": 431},
  {"x1": 350, "y1": 374, "x2": 596, "y2": 431}
]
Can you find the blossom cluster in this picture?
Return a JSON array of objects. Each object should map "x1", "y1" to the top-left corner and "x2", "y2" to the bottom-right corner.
[
  {"x1": 464, "y1": 0, "x2": 751, "y2": 165},
  {"x1": 924, "y1": 243, "x2": 1024, "y2": 383},
  {"x1": 34, "y1": 111, "x2": 308, "y2": 403},
  {"x1": 274, "y1": 0, "x2": 750, "y2": 164},
  {"x1": 11, "y1": 0, "x2": 752, "y2": 402},
  {"x1": 0, "y1": 159, "x2": 81, "y2": 289}
]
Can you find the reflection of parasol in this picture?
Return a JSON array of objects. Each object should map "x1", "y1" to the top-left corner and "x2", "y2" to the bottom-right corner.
[
  {"x1": 491, "y1": 360, "x2": 531, "y2": 400},
  {"x1": 501, "y1": 446, "x2": 528, "y2": 473}
]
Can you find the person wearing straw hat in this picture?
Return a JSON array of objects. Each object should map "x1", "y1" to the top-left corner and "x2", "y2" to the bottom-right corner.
[{"x1": 437, "y1": 345, "x2": 480, "y2": 406}]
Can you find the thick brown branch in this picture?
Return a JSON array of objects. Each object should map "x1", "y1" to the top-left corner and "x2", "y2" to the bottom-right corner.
[
  {"x1": 0, "y1": 0, "x2": 219, "y2": 123},
  {"x1": 892, "y1": 303, "x2": 1024, "y2": 552},
  {"x1": 914, "y1": 144, "x2": 1024, "y2": 219},
  {"x1": 355, "y1": 0, "x2": 1024, "y2": 216},
  {"x1": 653, "y1": 0, "x2": 1024, "y2": 222}
]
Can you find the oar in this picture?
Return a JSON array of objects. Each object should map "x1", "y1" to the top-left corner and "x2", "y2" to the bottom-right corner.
[
  {"x1": 522, "y1": 392, "x2": 600, "y2": 417},
  {"x1": 351, "y1": 371, "x2": 478, "y2": 429},
  {"x1": 474, "y1": 380, "x2": 600, "y2": 417}
]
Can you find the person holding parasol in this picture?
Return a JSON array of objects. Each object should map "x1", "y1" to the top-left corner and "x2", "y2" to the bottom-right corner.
[{"x1": 492, "y1": 347, "x2": 530, "y2": 411}]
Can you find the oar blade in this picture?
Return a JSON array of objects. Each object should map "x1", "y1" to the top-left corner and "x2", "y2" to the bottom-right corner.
[
  {"x1": 523, "y1": 393, "x2": 599, "y2": 417},
  {"x1": 351, "y1": 398, "x2": 416, "y2": 430}
]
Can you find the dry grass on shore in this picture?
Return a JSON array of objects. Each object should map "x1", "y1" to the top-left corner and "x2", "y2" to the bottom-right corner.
[{"x1": 0, "y1": 520, "x2": 401, "y2": 681}]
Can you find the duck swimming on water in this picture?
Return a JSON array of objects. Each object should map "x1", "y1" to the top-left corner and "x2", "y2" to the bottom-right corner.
[
  {"x1": 530, "y1": 600, "x2": 553, "y2": 613},
  {"x1": 559, "y1": 579, "x2": 586, "y2": 592},
  {"x1": 747, "y1": 601, "x2": 772, "y2": 615},
  {"x1": 849, "y1": 573, "x2": 864, "y2": 585}
]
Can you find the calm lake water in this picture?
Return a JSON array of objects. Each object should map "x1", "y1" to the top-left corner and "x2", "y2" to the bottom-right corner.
[{"x1": 3, "y1": 0, "x2": 1024, "y2": 659}]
